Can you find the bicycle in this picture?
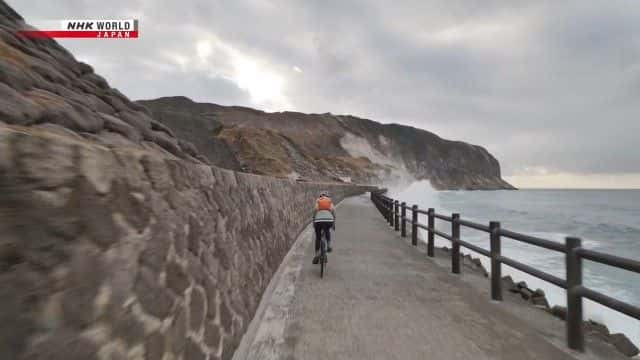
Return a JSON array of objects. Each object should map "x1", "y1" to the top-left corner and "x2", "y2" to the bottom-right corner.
[{"x1": 319, "y1": 227, "x2": 329, "y2": 278}]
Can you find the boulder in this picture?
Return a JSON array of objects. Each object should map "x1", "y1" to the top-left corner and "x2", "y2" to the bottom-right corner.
[
  {"x1": 195, "y1": 154, "x2": 210, "y2": 165},
  {"x1": 27, "y1": 88, "x2": 103, "y2": 133},
  {"x1": 608, "y1": 333, "x2": 639, "y2": 357},
  {"x1": 118, "y1": 110, "x2": 153, "y2": 139},
  {"x1": 82, "y1": 72, "x2": 109, "y2": 90},
  {"x1": 529, "y1": 288, "x2": 549, "y2": 307},
  {"x1": 99, "y1": 112, "x2": 140, "y2": 142},
  {"x1": 586, "y1": 320, "x2": 609, "y2": 336},
  {"x1": 520, "y1": 287, "x2": 534, "y2": 300},
  {"x1": 150, "y1": 119, "x2": 175, "y2": 137},
  {"x1": 501, "y1": 275, "x2": 515, "y2": 289},
  {"x1": 152, "y1": 130, "x2": 182, "y2": 157},
  {"x1": 179, "y1": 139, "x2": 199, "y2": 157},
  {"x1": 531, "y1": 295, "x2": 549, "y2": 308},
  {"x1": 0, "y1": 125, "x2": 10, "y2": 171},
  {"x1": 32, "y1": 123, "x2": 83, "y2": 139},
  {"x1": 51, "y1": 84, "x2": 93, "y2": 108},
  {"x1": 77, "y1": 62, "x2": 93, "y2": 75},
  {"x1": 0, "y1": 57, "x2": 37, "y2": 91},
  {"x1": 85, "y1": 93, "x2": 115, "y2": 114},
  {"x1": 0, "y1": 1, "x2": 22, "y2": 20},
  {"x1": 0, "y1": 82, "x2": 43, "y2": 125},
  {"x1": 508, "y1": 280, "x2": 524, "y2": 293},
  {"x1": 550, "y1": 305, "x2": 567, "y2": 320},
  {"x1": 84, "y1": 131, "x2": 137, "y2": 149},
  {"x1": 29, "y1": 56, "x2": 71, "y2": 87}
]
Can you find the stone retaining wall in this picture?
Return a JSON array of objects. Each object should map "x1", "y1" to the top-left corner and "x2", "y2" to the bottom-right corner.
[{"x1": 0, "y1": 125, "x2": 370, "y2": 360}]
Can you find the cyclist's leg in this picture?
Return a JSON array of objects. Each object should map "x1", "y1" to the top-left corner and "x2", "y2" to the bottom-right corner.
[
  {"x1": 313, "y1": 222, "x2": 322, "y2": 264},
  {"x1": 325, "y1": 222, "x2": 333, "y2": 251},
  {"x1": 320, "y1": 224, "x2": 329, "y2": 263},
  {"x1": 314, "y1": 222, "x2": 323, "y2": 253}
]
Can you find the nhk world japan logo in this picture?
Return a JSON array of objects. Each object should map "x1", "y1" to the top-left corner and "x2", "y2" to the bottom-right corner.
[{"x1": 19, "y1": 19, "x2": 139, "y2": 39}]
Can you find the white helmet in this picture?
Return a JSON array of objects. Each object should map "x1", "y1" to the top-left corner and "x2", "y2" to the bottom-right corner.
[{"x1": 320, "y1": 190, "x2": 329, "y2": 197}]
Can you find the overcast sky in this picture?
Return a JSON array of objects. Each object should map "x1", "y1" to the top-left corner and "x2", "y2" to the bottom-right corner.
[{"x1": 10, "y1": 1, "x2": 640, "y2": 188}]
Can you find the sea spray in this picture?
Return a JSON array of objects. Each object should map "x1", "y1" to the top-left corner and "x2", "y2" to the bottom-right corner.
[
  {"x1": 389, "y1": 180, "x2": 440, "y2": 211},
  {"x1": 390, "y1": 180, "x2": 450, "y2": 248}
]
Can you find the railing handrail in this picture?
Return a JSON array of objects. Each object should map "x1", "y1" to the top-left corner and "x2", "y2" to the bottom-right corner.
[
  {"x1": 369, "y1": 190, "x2": 640, "y2": 352},
  {"x1": 577, "y1": 248, "x2": 640, "y2": 273}
]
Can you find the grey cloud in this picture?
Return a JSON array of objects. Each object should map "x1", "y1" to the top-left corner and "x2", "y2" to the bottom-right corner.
[{"x1": 8, "y1": 0, "x2": 640, "y2": 177}]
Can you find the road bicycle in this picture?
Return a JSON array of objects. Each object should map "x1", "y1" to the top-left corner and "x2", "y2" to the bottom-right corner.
[{"x1": 319, "y1": 227, "x2": 329, "y2": 278}]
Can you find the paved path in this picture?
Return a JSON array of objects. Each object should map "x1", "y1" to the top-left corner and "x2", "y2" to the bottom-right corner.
[{"x1": 234, "y1": 195, "x2": 581, "y2": 360}]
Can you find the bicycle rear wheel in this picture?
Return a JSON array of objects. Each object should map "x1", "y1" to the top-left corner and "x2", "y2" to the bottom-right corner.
[{"x1": 320, "y1": 229, "x2": 327, "y2": 278}]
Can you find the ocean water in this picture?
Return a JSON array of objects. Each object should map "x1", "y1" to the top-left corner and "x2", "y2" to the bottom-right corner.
[{"x1": 390, "y1": 181, "x2": 640, "y2": 347}]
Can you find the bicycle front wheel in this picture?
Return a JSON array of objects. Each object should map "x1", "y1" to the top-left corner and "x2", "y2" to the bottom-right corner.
[{"x1": 320, "y1": 229, "x2": 327, "y2": 278}]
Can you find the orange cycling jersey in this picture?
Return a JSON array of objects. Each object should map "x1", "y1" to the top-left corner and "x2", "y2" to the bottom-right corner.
[{"x1": 317, "y1": 197, "x2": 333, "y2": 210}]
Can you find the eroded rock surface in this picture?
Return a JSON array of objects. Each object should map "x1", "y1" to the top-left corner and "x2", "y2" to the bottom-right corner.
[
  {"x1": 0, "y1": 2, "x2": 205, "y2": 164},
  {"x1": 138, "y1": 97, "x2": 516, "y2": 190}
]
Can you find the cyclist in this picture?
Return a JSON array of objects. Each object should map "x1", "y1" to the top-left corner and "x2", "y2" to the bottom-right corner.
[{"x1": 312, "y1": 190, "x2": 335, "y2": 264}]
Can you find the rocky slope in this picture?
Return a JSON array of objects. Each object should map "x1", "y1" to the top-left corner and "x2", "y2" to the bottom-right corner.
[
  {"x1": 138, "y1": 97, "x2": 515, "y2": 190},
  {"x1": 0, "y1": 2, "x2": 208, "y2": 165}
]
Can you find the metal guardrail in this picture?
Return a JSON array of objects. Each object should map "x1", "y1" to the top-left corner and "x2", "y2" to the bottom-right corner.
[{"x1": 370, "y1": 190, "x2": 640, "y2": 352}]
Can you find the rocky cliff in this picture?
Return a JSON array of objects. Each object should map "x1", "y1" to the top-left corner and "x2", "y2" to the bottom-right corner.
[
  {"x1": 0, "y1": 3, "x2": 370, "y2": 359},
  {"x1": 0, "y1": 3, "x2": 208, "y2": 165},
  {"x1": 138, "y1": 97, "x2": 515, "y2": 190}
]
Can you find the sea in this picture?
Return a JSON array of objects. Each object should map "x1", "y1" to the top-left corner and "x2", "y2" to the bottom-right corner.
[{"x1": 390, "y1": 181, "x2": 640, "y2": 347}]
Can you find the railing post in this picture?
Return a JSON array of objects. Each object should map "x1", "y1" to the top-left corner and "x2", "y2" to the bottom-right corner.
[
  {"x1": 401, "y1": 202, "x2": 407, "y2": 237},
  {"x1": 394, "y1": 201, "x2": 400, "y2": 231},
  {"x1": 385, "y1": 199, "x2": 390, "y2": 224},
  {"x1": 451, "y1": 213, "x2": 460, "y2": 274},
  {"x1": 427, "y1": 208, "x2": 435, "y2": 257},
  {"x1": 490, "y1": 221, "x2": 502, "y2": 301},
  {"x1": 388, "y1": 199, "x2": 394, "y2": 226},
  {"x1": 411, "y1": 205, "x2": 418, "y2": 246},
  {"x1": 566, "y1": 237, "x2": 584, "y2": 352}
]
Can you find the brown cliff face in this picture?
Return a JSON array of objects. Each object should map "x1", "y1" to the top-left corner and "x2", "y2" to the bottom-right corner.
[{"x1": 138, "y1": 97, "x2": 515, "y2": 190}]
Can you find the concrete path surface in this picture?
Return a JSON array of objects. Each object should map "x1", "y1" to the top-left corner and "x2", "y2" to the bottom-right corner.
[{"x1": 234, "y1": 195, "x2": 590, "y2": 360}]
